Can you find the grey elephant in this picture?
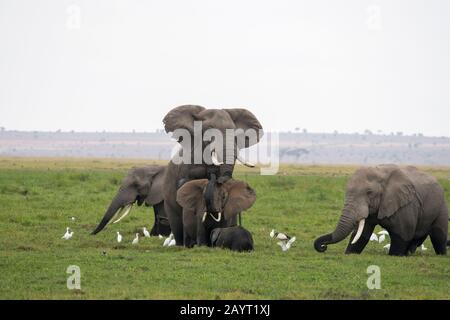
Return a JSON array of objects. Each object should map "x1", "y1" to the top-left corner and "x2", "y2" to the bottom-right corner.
[
  {"x1": 162, "y1": 105, "x2": 263, "y2": 247},
  {"x1": 91, "y1": 165, "x2": 171, "y2": 236},
  {"x1": 314, "y1": 165, "x2": 448, "y2": 256},
  {"x1": 176, "y1": 178, "x2": 256, "y2": 247},
  {"x1": 210, "y1": 226, "x2": 254, "y2": 252}
]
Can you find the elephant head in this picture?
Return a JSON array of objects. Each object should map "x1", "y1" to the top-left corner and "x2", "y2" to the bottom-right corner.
[
  {"x1": 91, "y1": 165, "x2": 170, "y2": 235},
  {"x1": 176, "y1": 178, "x2": 256, "y2": 245},
  {"x1": 163, "y1": 105, "x2": 263, "y2": 179},
  {"x1": 314, "y1": 165, "x2": 418, "y2": 252}
]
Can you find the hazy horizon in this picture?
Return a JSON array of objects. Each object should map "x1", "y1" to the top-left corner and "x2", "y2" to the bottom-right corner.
[{"x1": 1, "y1": 1, "x2": 449, "y2": 136}]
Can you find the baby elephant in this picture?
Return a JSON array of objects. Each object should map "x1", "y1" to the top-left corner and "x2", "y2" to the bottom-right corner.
[
  {"x1": 210, "y1": 226, "x2": 254, "y2": 252},
  {"x1": 314, "y1": 164, "x2": 448, "y2": 256}
]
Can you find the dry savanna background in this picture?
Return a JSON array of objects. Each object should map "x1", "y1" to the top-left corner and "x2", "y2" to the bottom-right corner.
[{"x1": 0, "y1": 157, "x2": 449, "y2": 299}]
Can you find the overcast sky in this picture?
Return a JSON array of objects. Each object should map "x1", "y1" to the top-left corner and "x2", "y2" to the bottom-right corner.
[{"x1": 1, "y1": 0, "x2": 449, "y2": 136}]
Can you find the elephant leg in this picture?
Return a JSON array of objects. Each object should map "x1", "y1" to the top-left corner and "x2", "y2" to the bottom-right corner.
[
  {"x1": 165, "y1": 201, "x2": 184, "y2": 246},
  {"x1": 388, "y1": 232, "x2": 410, "y2": 256},
  {"x1": 150, "y1": 205, "x2": 159, "y2": 236},
  {"x1": 429, "y1": 219, "x2": 447, "y2": 255},
  {"x1": 407, "y1": 235, "x2": 428, "y2": 254},
  {"x1": 345, "y1": 221, "x2": 375, "y2": 254},
  {"x1": 151, "y1": 202, "x2": 171, "y2": 237},
  {"x1": 182, "y1": 209, "x2": 197, "y2": 248}
]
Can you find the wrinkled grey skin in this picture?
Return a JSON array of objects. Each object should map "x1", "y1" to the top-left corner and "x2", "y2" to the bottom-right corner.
[
  {"x1": 163, "y1": 105, "x2": 263, "y2": 247},
  {"x1": 91, "y1": 165, "x2": 171, "y2": 236},
  {"x1": 314, "y1": 165, "x2": 448, "y2": 256},
  {"x1": 176, "y1": 178, "x2": 256, "y2": 247},
  {"x1": 210, "y1": 226, "x2": 254, "y2": 252}
]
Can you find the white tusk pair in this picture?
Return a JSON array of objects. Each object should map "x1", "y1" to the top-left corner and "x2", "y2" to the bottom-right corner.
[
  {"x1": 351, "y1": 219, "x2": 366, "y2": 244},
  {"x1": 211, "y1": 150, "x2": 223, "y2": 166},
  {"x1": 236, "y1": 154, "x2": 255, "y2": 168},
  {"x1": 113, "y1": 204, "x2": 133, "y2": 224},
  {"x1": 201, "y1": 211, "x2": 222, "y2": 223}
]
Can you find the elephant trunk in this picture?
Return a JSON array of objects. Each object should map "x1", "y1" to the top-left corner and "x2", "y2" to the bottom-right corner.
[
  {"x1": 314, "y1": 205, "x2": 358, "y2": 252},
  {"x1": 91, "y1": 192, "x2": 134, "y2": 235}
]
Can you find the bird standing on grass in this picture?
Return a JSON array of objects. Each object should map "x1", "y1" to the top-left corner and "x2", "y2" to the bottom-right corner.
[
  {"x1": 270, "y1": 229, "x2": 296, "y2": 251},
  {"x1": 62, "y1": 227, "x2": 73, "y2": 240},
  {"x1": 143, "y1": 227, "x2": 150, "y2": 238},
  {"x1": 116, "y1": 231, "x2": 122, "y2": 243},
  {"x1": 369, "y1": 233, "x2": 378, "y2": 242},
  {"x1": 132, "y1": 233, "x2": 139, "y2": 245},
  {"x1": 163, "y1": 233, "x2": 174, "y2": 247},
  {"x1": 377, "y1": 230, "x2": 389, "y2": 243}
]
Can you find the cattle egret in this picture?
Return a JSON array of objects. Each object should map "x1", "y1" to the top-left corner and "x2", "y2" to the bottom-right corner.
[
  {"x1": 132, "y1": 233, "x2": 139, "y2": 245},
  {"x1": 168, "y1": 238, "x2": 176, "y2": 247},
  {"x1": 369, "y1": 233, "x2": 378, "y2": 242},
  {"x1": 421, "y1": 244, "x2": 428, "y2": 251},
  {"x1": 62, "y1": 227, "x2": 73, "y2": 240},
  {"x1": 378, "y1": 234, "x2": 386, "y2": 243},
  {"x1": 116, "y1": 231, "x2": 122, "y2": 243},
  {"x1": 143, "y1": 227, "x2": 150, "y2": 238},
  {"x1": 163, "y1": 233, "x2": 174, "y2": 247},
  {"x1": 158, "y1": 234, "x2": 164, "y2": 239},
  {"x1": 383, "y1": 243, "x2": 391, "y2": 251}
]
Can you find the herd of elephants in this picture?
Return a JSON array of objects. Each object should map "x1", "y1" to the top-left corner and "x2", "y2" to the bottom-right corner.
[{"x1": 91, "y1": 105, "x2": 449, "y2": 256}]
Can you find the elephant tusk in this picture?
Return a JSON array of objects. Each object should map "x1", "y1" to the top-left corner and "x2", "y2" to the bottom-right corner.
[
  {"x1": 211, "y1": 150, "x2": 223, "y2": 166},
  {"x1": 209, "y1": 212, "x2": 222, "y2": 222},
  {"x1": 107, "y1": 207, "x2": 123, "y2": 225},
  {"x1": 113, "y1": 204, "x2": 133, "y2": 224},
  {"x1": 351, "y1": 219, "x2": 366, "y2": 244},
  {"x1": 202, "y1": 212, "x2": 208, "y2": 223},
  {"x1": 236, "y1": 154, "x2": 255, "y2": 168}
]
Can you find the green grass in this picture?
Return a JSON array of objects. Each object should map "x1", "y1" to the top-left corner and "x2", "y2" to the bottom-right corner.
[{"x1": 0, "y1": 157, "x2": 449, "y2": 299}]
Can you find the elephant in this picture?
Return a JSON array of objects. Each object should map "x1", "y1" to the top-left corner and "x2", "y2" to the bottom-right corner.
[
  {"x1": 314, "y1": 165, "x2": 448, "y2": 256},
  {"x1": 91, "y1": 165, "x2": 171, "y2": 236},
  {"x1": 176, "y1": 178, "x2": 256, "y2": 247},
  {"x1": 210, "y1": 226, "x2": 254, "y2": 252},
  {"x1": 162, "y1": 105, "x2": 263, "y2": 247}
]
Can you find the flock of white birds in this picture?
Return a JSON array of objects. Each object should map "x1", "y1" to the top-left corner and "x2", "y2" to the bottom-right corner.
[
  {"x1": 370, "y1": 229, "x2": 428, "y2": 252},
  {"x1": 61, "y1": 219, "x2": 428, "y2": 252},
  {"x1": 61, "y1": 218, "x2": 176, "y2": 246}
]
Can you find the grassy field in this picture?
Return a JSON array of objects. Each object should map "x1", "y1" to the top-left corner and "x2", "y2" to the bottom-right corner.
[{"x1": 0, "y1": 157, "x2": 449, "y2": 300}]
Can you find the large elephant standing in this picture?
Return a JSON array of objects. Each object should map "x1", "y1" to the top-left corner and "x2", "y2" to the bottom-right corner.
[
  {"x1": 91, "y1": 165, "x2": 171, "y2": 236},
  {"x1": 314, "y1": 165, "x2": 448, "y2": 256},
  {"x1": 162, "y1": 105, "x2": 263, "y2": 247}
]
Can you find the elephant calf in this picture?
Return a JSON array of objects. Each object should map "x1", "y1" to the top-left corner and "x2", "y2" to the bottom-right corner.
[
  {"x1": 314, "y1": 165, "x2": 448, "y2": 256},
  {"x1": 91, "y1": 165, "x2": 171, "y2": 236},
  {"x1": 210, "y1": 226, "x2": 254, "y2": 252}
]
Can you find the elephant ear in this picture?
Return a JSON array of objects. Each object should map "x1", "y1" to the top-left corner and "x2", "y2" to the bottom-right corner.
[
  {"x1": 223, "y1": 180, "x2": 256, "y2": 221},
  {"x1": 163, "y1": 105, "x2": 206, "y2": 134},
  {"x1": 144, "y1": 166, "x2": 166, "y2": 205},
  {"x1": 176, "y1": 179, "x2": 208, "y2": 211},
  {"x1": 224, "y1": 108, "x2": 263, "y2": 148},
  {"x1": 378, "y1": 168, "x2": 417, "y2": 219}
]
